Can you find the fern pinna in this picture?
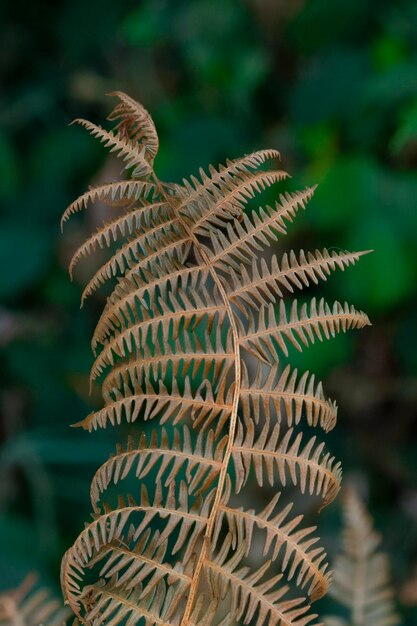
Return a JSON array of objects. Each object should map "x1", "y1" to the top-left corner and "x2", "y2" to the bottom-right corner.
[{"x1": 60, "y1": 92, "x2": 371, "y2": 626}]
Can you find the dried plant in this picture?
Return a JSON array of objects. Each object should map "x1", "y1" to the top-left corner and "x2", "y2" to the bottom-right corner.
[
  {"x1": 0, "y1": 575, "x2": 70, "y2": 626},
  {"x1": 324, "y1": 487, "x2": 400, "y2": 626},
  {"x1": 60, "y1": 92, "x2": 371, "y2": 626}
]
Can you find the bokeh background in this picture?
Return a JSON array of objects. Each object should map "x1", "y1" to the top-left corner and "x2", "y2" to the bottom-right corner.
[{"x1": 1, "y1": 0, "x2": 417, "y2": 622}]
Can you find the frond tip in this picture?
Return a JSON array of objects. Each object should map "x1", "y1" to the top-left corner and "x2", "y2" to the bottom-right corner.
[{"x1": 107, "y1": 91, "x2": 159, "y2": 163}]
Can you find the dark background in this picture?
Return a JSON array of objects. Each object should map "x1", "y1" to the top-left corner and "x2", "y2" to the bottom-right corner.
[{"x1": 1, "y1": 0, "x2": 417, "y2": 622}]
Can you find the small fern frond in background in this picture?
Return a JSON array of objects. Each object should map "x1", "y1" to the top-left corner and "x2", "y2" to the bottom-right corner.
[
  {"x1": 0, "y1": 575, "x2": 71, "y2": 626},
  {"x1": 324, "y1": 487, "x2": 400, "y2": 626},
  {"x1": 60, "y1": 92, "x2": 371, "y2": 626}
]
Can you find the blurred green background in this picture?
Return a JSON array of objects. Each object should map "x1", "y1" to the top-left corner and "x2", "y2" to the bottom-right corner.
[{"x1": 1, "y1": 0, "x2": 417, "y2": 621}]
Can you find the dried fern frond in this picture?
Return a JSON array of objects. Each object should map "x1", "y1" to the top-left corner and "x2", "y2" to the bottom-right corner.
[
  {"x1": 61, "y1": 92, "x2": 371, "y2": 626},
  {"x1": 0, "y1": 575, "x2": 71, "y2": 626},
  {"x1": 324, "y1": 487, "x2": 400, "y2": 626}
]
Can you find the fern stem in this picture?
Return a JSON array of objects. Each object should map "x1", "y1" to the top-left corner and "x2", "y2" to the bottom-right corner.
[{"x1": 152, "y1": 175, "x2": 242, "y2": 626}]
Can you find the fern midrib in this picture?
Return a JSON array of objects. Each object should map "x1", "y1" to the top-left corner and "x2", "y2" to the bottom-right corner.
[{"x1": 153, "y1": 176, "x2": 242, "y2": 626}]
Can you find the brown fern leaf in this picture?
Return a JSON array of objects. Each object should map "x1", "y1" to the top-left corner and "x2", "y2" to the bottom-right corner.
[
  {"x1": 61, "y1": 93, "x2": 371, "y2": 626},
  {"x1": 214, "y1": 479, "x2": 331, "y2": 601},
  {"x1": 324, "y1": 487, "x2": 400, "y2": 626},
  {"x1": 69, "y1": 201, "x2": 170, "y2": 278},
  {"x1": 99, "y1": 329, "x2": 234, "y2": 400},
  {"x1": 206, "y1": 537, "x2": 319, "y2": 626},
  {"x1": 205, "y1": 187, "x2": 316, "y2": 271},
  {"x1": 231, "y1": 416, "x2": 341, "y2": 507},
  {"x1": 81, "y1": 229, "x2": 190, "y2": 303},
  {"x1": 60, "y1": 180, "x2": 156, "y2": 229},
  {"x1": 78, "y1": 375, "x2": 232, "y2": 434},
  {"x1": 239, "y1": 298, "x2": 370, "y2": 363},
  {"x1": 91, "y1": 265, "x2": 206, "y2": 351},
  {"x1": 81, "y1": 579, "x2": 189, "y2": 626},
  {"x1": 228, "y1": 249, "x2": 372, "y2": 310},
  {"x1": 89, "y1": 285, "x2": 227, "y2": 382},
  {"x1": 87, "y1": 529, "x2": 194, "y2": 597},
  {"x1": 71, "y1": 118, "x2": 153, "y2": 178},
  {"x1": 176, "y1": 149, "x2": 281, "y2": 210},
  {"x1": 89, "y1": 427, "x2": 227, "y2": 512},
  {"x1": 240, "y1": 363, "x2": 338, "y2": 433},
  {"x1": 191, "y1": 169, "x2": 289, "y2": 236},
  {"x1": 61, "y1": 483, "x2": 214, "y2": 618}
]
